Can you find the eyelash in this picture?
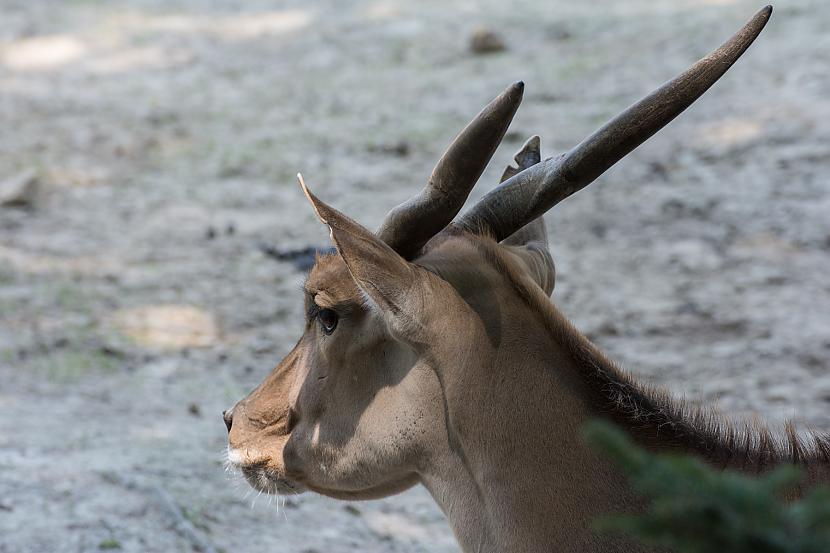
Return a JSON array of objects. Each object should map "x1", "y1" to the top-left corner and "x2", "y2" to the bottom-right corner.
[{"x1": 306, "y1": 302, "x2": 339, "y2": 335}]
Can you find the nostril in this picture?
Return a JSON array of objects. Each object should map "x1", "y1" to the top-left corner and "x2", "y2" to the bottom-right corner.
[{"x1": 222, "y1": 409, "x2": 234, "y2": 433}]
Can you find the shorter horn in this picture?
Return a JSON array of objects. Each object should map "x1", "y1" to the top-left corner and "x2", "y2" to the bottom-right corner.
[
  {"x1": 377, "y1": 81, "x2": 524, "y2": 259},
  {"x1": 500, "y1": 135, "x2": 542, "y2": 183},
  {"x1": 457, "y1": 6, "x2": 772, "y2": 241}
]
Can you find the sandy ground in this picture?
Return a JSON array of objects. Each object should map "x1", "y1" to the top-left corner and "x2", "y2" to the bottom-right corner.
[{"x1": 1, "y1": 0, "x2": 828, "y2": 551}]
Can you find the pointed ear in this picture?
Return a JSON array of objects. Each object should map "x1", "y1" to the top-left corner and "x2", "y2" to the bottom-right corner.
[{"x1": 299, "y1": 175, "x2": 416, "y2": 316}]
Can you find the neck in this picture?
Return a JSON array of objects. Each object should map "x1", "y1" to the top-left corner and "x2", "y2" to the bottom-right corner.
[
  {"x1": 420, "y1": 289, "x2": 829, "y2": 552},
  {"x1": 420, "y1": 312, "x2": 647, "y2": 552}
]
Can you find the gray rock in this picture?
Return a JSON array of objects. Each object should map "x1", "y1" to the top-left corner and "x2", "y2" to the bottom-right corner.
[
  {"x1": 0, "y1": 169, "x2": 39, "y2": 208},
  {"x1": 469, "y1": 27, "x2": 506, "y2": 54}
]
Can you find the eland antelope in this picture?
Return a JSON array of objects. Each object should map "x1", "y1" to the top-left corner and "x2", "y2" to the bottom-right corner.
[{"x1": 224, "y1": 6, "x2": 827, "y2": 551}]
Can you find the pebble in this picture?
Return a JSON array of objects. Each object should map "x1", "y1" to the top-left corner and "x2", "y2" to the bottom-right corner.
[
  {"x1": 469, "y1": 27, "x2": 506, "y2": 54},
  {"x1": 0, "y1": 169, "x2": 39, "y2": 208}
]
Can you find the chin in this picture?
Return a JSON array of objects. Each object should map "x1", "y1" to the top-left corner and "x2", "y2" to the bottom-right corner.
[
  {"x1": 227, "y1": 447, "x2": 306, "y2": 495},
  {"x1": 301, "y1": 473, "x2": 421, "y2": 501},
  {"x1": 240, "y1": 464, "x2": 307, "y2": 495}
]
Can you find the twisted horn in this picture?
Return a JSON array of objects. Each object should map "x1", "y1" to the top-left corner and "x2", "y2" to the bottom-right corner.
[
  {"x1": 377, "y1": 81, "x2": 524, "y2": 259},
  {"x1": 456, "y1": 6, "x2": 772, "y2": 241}
]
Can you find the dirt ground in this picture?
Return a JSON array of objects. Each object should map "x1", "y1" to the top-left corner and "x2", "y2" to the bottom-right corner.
[{"x1": 1, "y1": 0, "x2": 828, "y2": 551}]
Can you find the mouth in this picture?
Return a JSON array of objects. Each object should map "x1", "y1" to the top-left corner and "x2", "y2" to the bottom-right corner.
[
  {"x1": 240, "y1": 465, "x2": 306, "y2": 495},
  {"x1": 227, "y1": 447, "x2": 306, "y2": 496}
]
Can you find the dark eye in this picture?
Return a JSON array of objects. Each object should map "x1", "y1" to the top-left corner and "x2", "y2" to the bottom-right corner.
[{"x1": 318, "y1": 308, "x2": 338, "y2": 335}]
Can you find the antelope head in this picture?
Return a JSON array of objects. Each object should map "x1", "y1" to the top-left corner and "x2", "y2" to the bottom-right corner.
[{"x1": 224, "y1": 5, "x2": 771, "y2": 519}]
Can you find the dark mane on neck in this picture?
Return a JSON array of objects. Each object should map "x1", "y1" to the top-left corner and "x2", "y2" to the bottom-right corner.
[
  {"x1": 467, "y1": 233, "x2": 830, "y2": 471},
  {"x1": 563, "y1": 333, "x2": 830, "y2": 470}
]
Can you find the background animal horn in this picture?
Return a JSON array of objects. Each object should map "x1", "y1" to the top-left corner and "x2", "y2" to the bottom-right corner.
[
  {"x1": 500, "y1": 135, "x2": 541, "y2": 183},
  {"x1": 376, "y1": 81, "x2": 524, "y2": 259},
  {"x1": 456, "y1": 6, "x2": 772, "y2": 242}
]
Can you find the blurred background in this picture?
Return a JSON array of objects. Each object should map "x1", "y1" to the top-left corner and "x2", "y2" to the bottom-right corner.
[{"x1": 0, "y1": 0, "x2": 828, "y2": 551}]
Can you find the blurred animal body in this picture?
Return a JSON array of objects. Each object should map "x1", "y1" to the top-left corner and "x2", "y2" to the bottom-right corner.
[{"x1": 224, "y1": 7, "x2": 823, "y2": 551}]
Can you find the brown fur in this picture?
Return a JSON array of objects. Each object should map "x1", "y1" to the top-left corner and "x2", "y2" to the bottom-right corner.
[
  {"x1": 227, "y1": 214, "x2": 827, "y2": 552},
  {"x1": 457, "y1": 231, "x2": 830, "y2": 473}
]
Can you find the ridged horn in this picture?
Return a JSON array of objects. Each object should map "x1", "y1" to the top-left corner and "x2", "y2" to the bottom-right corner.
[
  {"x1": 377, "y1": 81, "x2": 524, "y2": 259},
  {"x1": 456, "y1": 6, "x2": 772, "y2": 241}
]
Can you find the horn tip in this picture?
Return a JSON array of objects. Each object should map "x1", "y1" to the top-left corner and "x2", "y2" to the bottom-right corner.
[
  {"x1": 498, "y1": 80, "x2": 524, "y2": 99},
  {"x1": 510, "y1": 81, "x2": 525, "y2": 97},
  {"x1": 751, "y1": 5, "x2": 773, "y2": 34}
]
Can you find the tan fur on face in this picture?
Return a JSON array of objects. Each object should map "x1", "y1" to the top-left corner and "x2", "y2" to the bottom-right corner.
[
  {"x1": 226, "y1": 340, "x2": 302, "y2": 494},
  {"x1": 228, "y1": 253, "x2": 445, "y2": 499},
  {"x1": 305, "y1": 252, "x2": 363, "y2": 310}
]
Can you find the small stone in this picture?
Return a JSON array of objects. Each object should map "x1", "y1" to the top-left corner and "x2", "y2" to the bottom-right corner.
[
  {"x1": 0, "y1": 169, "x2": 39, "y2": 208},
  {"x1": 99, "y1": 345, "x2": 126, "y2": 359},
  {"x1": 188, "y1": 403, "x2": 201, "y2": 417},
  {"x1": 469, "y1": 27, "x2": 506, "y2": 54},
  {"x1": 368, "y1": 140, "x2": 410, "y2": 157}
]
